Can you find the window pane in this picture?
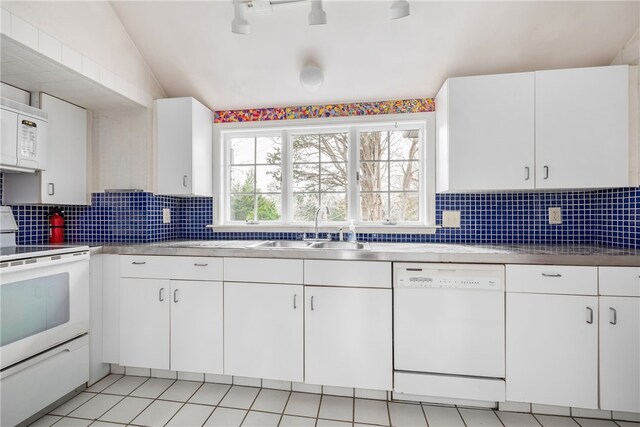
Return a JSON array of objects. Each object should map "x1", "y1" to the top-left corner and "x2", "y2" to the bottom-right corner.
[
  {"x1": 256, "y1": 194, "x2": 281, "y2": 221},
  {"x1": 389, "y1": 130, "x2": 419, "y2": 161},
  {"x1": 256, "y1": 136, "x2": 281, "y2": 164},
  {"x1": 230, "y1": 194, "x2": 255, "y2": 221},
  {"x1": 293, "y1": 135, "x2": 319, "y2": 163},
  {"x1": 390, "y1": 192, "x2": 419, "y2": 222},
  {"x1": 293, "y1": 164, "x2": 319, "y2": 192},
  {"x1": 360, "y1": 162, "x2": 389, "y2": 192},
  {"x1": 320, "y1": 133, "x2": 349, "y2": 163},
  {"x1": 320, "y1": 163, "x2": 348, "y2": 192},
  {"x1": 230, "y1": 166, "x2": 254, "y2": 193},
  {"x1": 293, "y1": 193, "x2": 319, "y2": 222},
  {"x1": 360, "y1": 131, "x2": 389, "y2": 161},
  {"x1": 321, "y1": 193, "x2": 348, "y2": 221},
  {"x1": 256, "y1": 165, "x2": 281, "y2": 193},
  {"x1": 390, "y1": 161, "x2": 419, "y2": 191},
  {"x1": 360, "y1": 192, "x2": 388, "y2": 222},
  {"x1": 230, "y1": 137, "x2": 254, "y2": 165}
]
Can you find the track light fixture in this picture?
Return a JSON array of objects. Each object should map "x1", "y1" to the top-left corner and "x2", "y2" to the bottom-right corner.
[
  {"x1": 309, "y1": 0, "x2": 327, "y2": 25},
  {"x1": 231, "y1": 1, "x2": 250, "y2": 34},
  {"x1": 390, "y1": 0, "x2": 410, "y2": 19}
]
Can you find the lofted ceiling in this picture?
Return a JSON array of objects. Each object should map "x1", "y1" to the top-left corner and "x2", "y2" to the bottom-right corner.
[{"x1": 109, "y1": 1, "x2": 639, "y2": 111}]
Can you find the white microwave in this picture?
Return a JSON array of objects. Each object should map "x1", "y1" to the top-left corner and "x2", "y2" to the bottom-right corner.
[{"x1": 1, "y1": 97, "x2": 48, "y2": 172}]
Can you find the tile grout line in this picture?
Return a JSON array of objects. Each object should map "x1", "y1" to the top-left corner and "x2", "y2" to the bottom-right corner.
[{"x1": 159, "y1": 379, "x2": 206, "y2": 427}]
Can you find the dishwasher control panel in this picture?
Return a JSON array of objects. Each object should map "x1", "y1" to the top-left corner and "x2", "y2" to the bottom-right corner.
[{"x1": 394, "y1": 263, "x2": 504, "y2": 290}]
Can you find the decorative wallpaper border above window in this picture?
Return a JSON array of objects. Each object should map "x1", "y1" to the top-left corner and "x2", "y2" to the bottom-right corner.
[{"x1": 214, "y1": 98, "x2": 435, "y2": 123}]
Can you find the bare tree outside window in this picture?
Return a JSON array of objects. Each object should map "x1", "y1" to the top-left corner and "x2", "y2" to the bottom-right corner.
[
  {"x1": 292, "y1": 132, "x2": 348, "y2": 222},
  {"x1": 360, "y1": 130, "x2": 420, "y2": 222}
]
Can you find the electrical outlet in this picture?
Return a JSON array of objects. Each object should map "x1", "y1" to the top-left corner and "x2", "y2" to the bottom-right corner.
[
  {"x1": 442, "y1": 210, "x2": 461, "y2": 228},
  {"x1": 163, "y1": 208, "x2": 171, "y2": 224},
  {"x1": 548, "y1": 207, "x2": 562, "y2": 225}
]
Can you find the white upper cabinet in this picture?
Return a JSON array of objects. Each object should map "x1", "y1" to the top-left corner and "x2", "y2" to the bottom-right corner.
[
  {"x1": 4, "y1": 93, "x2": 89, "y2": 205},
  {"x1": 436, "y1": 72, "x2": 535, "y2": 192},
  {"x1": 436, "y1": 65, "x2": 637, "y2": 192},
  {"x1": 535, "y1": 65, "x2": 631, "y2": 189},
  {"x1": 155, "y1": 97, "x2": 213, "y2": 196}
]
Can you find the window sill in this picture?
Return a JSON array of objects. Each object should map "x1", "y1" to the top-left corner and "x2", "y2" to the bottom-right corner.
[{"x1": 206, "y1": 224, "x2": 440, "y2": 235}]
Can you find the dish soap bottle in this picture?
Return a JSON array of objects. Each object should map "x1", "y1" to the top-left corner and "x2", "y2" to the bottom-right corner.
[{"x1": 348, "y1": 220, "x2": 357, "y2": 242}]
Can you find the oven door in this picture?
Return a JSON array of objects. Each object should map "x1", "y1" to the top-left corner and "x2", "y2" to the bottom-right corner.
[{"x1": 0, "y1": 252, "x2": 89, "y2": 369}]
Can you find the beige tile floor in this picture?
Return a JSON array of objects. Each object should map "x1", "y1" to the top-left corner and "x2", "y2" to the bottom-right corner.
[{"x1": 29, "y1": 375, "x2": 640, "y2": 427}]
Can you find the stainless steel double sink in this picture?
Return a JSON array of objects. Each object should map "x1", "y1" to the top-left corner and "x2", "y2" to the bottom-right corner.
[{"x1": 247, "y1": 240, "x2": 370, "y2": 251}]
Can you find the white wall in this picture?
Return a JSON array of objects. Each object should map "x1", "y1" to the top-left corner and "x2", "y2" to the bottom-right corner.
[{"x1": 2, "y1": 1, "x2": 165, "y2": 101}]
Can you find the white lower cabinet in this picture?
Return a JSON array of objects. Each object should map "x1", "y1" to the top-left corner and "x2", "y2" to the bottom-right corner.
[
  {"x1": 171, "y1": 280, "x2": 224, "y2": 374},
  {"x1": 119, "y1": 278, "x2": 223, "y2": 373},
  {"x1": 506, "y1": 293, "x2": 598, "y2": 408},
  {"x1": 599, "y1": 267, "x2": 640, "y2": 414},
  {"x1": 305, "y1": 286, "x2": 392, "y2": 390},
  {"x1": 120, "y1": 278, "x2": 170, "y2": 370},
  {"x1": 224, "y1": 282, "x2": 303, "y2": 382}
]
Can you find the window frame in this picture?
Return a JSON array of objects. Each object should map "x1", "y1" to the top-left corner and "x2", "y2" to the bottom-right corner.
[{"x1": 213, "y1": 112, "x2": 436, "y2": 233}]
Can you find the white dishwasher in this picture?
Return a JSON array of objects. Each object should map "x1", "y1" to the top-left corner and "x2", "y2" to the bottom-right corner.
[{"x1": 393, "y1": 263, "x2": 506, "y2": 404}]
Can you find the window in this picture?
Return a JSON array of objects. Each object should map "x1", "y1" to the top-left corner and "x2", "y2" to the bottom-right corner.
[
  {"x1": 228, "y1": 135, "x2": 282, "y2": 222},
  {"x1": 292, "y1": 132, "x2": 349, "y2": 222},
  {"x1": 359, "y1": 130, "x2": 420, "y2": 223},
  {"x1": 217, "y1": 114, "x2": 434, "y2": 228}
]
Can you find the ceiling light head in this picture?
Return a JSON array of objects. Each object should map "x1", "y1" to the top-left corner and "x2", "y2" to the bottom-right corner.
[
  {"x1": 300, "y1": 64, "x2": 324, "y2": 91},
  {"x1": 389, "y1": 0, "x2": 410, "y2": 19},
  {"x1": 309, "y1": 0, "x2": 327, "y2": 25},
  {"x1": 232, "y1": 2, "x2": 250, "y2": 35}
]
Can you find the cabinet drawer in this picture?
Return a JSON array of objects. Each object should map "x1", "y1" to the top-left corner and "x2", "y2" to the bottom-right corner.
[
  {"x1": 304, "y1": 260, "x2": 391, "y2": 288},
  {"x1": 224, "y1": 258, "x2": 303, "y2": 284},
  {"x1": 600, "y1": 267, "x2": 640, "y2": 297},
  {"x1": 506, "y1": 265, "x2": 597, "y2": 295},
  {"x1": 120, "y1": 256, "x2": 222, "y2": 281}
]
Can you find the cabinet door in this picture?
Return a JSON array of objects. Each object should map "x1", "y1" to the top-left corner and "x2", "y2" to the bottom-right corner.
[
  {"x1": 506, "y1": 293, "x2": 598, "y2": 408},
  {"x1": 305, "y1": 287, "x2": 392, "y2": 390},
  {"x1": 224, "y1": 282, "x2": 303, "y2": 382},
  {"x1": 156, "y1": 98, "x2": 193, "y2": 196},
  {"x1": 40, "y1": 93, "x2": 88, "y2": 205},
  {"x1": 170, "y1": 280, "x2": 223, "y2": 374},
  {"x1": 119, "y1": 278, "x2": 170, "y2": 370},
  {"x1": 600, "y1": 296, "x2": 640, "y2": 413},
  {"x1": 535, "y1": 65, "x2": 629, "y2": 189},
  {"x1": 444, "y1": 72, "x2": 535, "y2": 191}
]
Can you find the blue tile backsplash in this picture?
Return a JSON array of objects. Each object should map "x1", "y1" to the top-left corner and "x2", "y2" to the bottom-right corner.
[{"x1": 1, "y1": 173, "x2": 638, "y2": 248}]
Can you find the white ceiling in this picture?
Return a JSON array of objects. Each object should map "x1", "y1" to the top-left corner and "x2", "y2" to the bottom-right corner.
[{"x1": 110, "y1": 1, "x2": 639, "y2": 111}]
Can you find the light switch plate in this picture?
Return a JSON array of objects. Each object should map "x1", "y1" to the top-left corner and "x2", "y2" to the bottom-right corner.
[
  {"x1": 442, "y1": 210, "x2": 461, "y2": 228},
  {"x1": 162, "y1": 208, "x2": 171, "y2": 224},
  {"x1": 548, "y1": 207, "x2": 562, "y2": 225}
]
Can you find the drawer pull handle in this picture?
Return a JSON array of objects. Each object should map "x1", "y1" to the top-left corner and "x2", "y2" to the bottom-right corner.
[
  {"x1": 132, "y1": 261, "x2": 146, "y2": 265},
  {"x1": 609, "y1": 307, "x2": 617, "y2": 325},
  {"x1": 174, "y1": 289, "x2": 179, "y2": 303},
  {"x1": 194, "y1": 263, "x2": 208, "y2": 267},
  {"x1": 543, "y1": 165, "x2": 549, "y2": 180},
  {"x1": 406, "y1": 268, "x2": 422, "y2": 272},
  {"x1": 159, "y1": 288, "x2": 165, "y2": 302},
  {"x1": 586, "y1": 307, "x2": 593, "y2": 324},
  {"x1": 542, "y1": 273, "x2": 562, "y2": 278},
  {"x1": 293, "y1": 294, "x2": 297, "y2": 309},
  {"x1": 524, "y1": 166, "x2": 530, "y2": 181},
  {"x1": 310, "y1": 296, "x2": 315, "y2": 311}
]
